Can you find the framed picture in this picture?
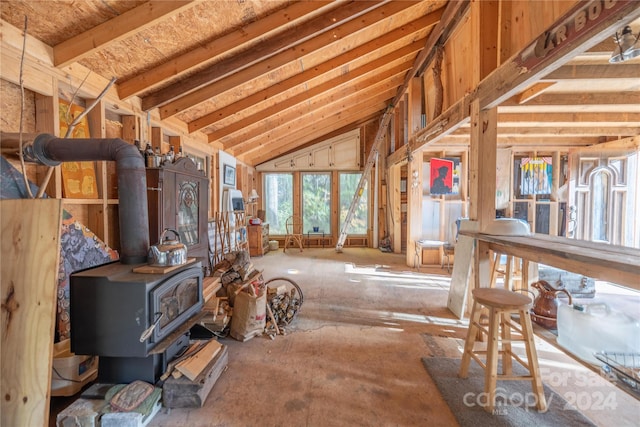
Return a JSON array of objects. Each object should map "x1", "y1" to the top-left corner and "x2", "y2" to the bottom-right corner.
[
  {"x1": 430, "y1": 158, "x2": 454, "y2": 195},
  {"x1": 223, "y1": 164, "x2": 236, "y2": 186},
  {"x1": 520, "y1": 157, "x2": 552, "y2": 195}
]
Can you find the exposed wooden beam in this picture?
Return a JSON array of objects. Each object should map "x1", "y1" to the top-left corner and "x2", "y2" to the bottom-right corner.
[
  {"x1": 242, "y1": 114, "x2": 379, "y2": 165},
  {"x1": 382, "y1": 0, "x2": 471, "y2": 167},
  {"x1": 450, "y1": 126, "x2": 640, "y2": 137},
  {"x1": 188, "y1": 10, "x2": 442, "y2": 133},
  {"x1": 477, "y1": 0, "x2": 640, "y2": 109},
  {"x1": 497, "y1": 136, "x2": 601, "y2": 146},
  {"x1": 505, "y1": 91, "x2": 640, "y2": 106},
  {"x1": 515, "y1": 82, "x2": 556, "y2": 104},
  {"x1": 54, "y1": 1, "x2": 196, "y2": 67},
  {"x1": 238, "y1": 88, "x2": 396, "y2": 164},
  {"x1": 544, "y1": 63, "x2": 640, "y2": 79},
  {"x1": 145, "y1": 1, "x2": 411, "y2": 113},
  {"x1": 216, "y1": 61, "x2": 410, "y2": 147},
  {"x1": 243, "y1": 101, "x2": 388, "y2": 165},
  {"x1": 402, "y1": 97, "x2": 472, "y2": 161},
  {"x1": 203, "y1": 44, "x2": 421, "y2": 141},
  {"x1": 496, "y1": 112, "x2": 640, "y2": 124},
  {"x1": 571, "y1": 135, "x2": 640, "y2": 151},
  {"x1": 226, "y1": 74, "x2": 403, "y2": 155},
  {"x1": 394, "y1": 0, "x2": 470, "y2": 105},
  {"x1": 117, "y1": 1, "x2": 331, "y2": 99},
  {"x1": 434, "y1": 137, "x2": 600, "y2": 149}
]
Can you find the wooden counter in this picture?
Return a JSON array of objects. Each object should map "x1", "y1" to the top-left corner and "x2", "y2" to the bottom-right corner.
[{"x1": 460, "y1": 231, "x2": 640, "y2": 291}]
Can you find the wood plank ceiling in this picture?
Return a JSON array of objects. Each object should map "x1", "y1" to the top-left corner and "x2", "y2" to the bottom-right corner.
[{"x1": 1, "y1": 1, "x2": 639, "y2": 167}]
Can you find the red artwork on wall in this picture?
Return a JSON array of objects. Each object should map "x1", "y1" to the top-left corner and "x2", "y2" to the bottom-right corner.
[{"x1": 430, "y1": 158, "x2": 454, "y2": 195}]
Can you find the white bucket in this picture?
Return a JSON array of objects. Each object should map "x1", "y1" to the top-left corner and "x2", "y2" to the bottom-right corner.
[{"x1": 269, "y1": 240, "x2": 279, "y2": 251}]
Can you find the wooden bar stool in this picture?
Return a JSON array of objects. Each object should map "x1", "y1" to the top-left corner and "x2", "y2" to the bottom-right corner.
[{"x1": 459, "y1": 288, "x2": 547, "y2": 413}]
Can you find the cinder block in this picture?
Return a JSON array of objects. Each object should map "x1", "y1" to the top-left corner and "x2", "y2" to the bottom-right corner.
[
  {"x1": 100, "y1": 412, "x2": 142, "y2": 427},
  {"x1": 56, "y1": 398, "x2": 103, "y2": 427}
]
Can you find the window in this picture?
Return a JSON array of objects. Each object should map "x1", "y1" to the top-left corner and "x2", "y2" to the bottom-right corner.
[
  {"x1": 263, "y1": 173, "x2": 293, "y2": 235},
  {"x1": 339, "y1": 172, "x2": 368, "y2": 235},
  {"x1": 302, "y1": 173, "x2": 331, "y2": 234},
  {"x1": 591, "y1": 169, "x2": 610, "y2": 242}
]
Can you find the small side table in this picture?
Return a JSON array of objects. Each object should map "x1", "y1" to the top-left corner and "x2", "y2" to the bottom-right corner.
[{"x1": 306, "y1": 230, "x2": 329, "y2": 248}]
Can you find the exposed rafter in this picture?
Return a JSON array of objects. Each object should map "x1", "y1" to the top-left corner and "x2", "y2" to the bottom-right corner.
[
  {"x1": 53, "y1": 1, "x2": 196, "y2": 67},
  {"x1": 2, "y1": 0, "x2": 638, "y2": 167},
  {"x1": 189, "y1": 9, "x2": 443, "y2": 135},
  {"x1": 117, "y1": 1, "x2": 331, "y2": 99},
  {"x1": 223, "y1": 62, "x2": 409, "y2": 151},
  {"x1": 144, "y1": 1, "x2": 404, "y2": 114}
]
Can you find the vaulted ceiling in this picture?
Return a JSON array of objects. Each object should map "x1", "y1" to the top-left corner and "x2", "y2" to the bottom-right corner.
[{"x1": 2, "y1": 1, "x2": 639, "y2": 167}]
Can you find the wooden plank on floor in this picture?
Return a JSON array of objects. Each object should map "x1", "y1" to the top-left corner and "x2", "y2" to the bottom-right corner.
[
  {"x1": 1, "y1": 199, "x2": 63, "y2": 427},
  {"x1": 175, "y1": 339, "x2": 223, "y2": 381}
]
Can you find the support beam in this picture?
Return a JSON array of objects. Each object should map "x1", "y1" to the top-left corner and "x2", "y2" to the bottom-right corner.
[
  {"x1": 242, "y1": 94, "x2": 393, "y2": 165},
  {"x1": 117, "y1": 1, "x2": 330, "y2": 99},
  {"x1": 200, "y1": 38, "x2": 424, "y2": 138},
  {"x1": 188, "y1": 10, "x2": 442, "y2": 134},
  {"x1": 515, "y1": 82, "x2": 556, "y2": 104},
  {"x1": 389, "y1": 164, "x2": 402, "y2": 253},
  {"x1": 506, "y1": 91, "x2": 640, "y2": 106},
  {"x1": 469, "y1": 100, "x2": 497, "y2": 289},
  {"x1": 218, "y1": 61, "x2": 411, "y2": 147},
  {"x1": 477, "y1": 0, "x2": 640, "y2": 109},
  {"x1": 544, "y1": 63, "x2": 640, "y2": 80},
  {"x1": 54, "y1": 1, "x2": 196, "y2": 67},
  {"x1": 146, "y1": 2, "x2": 415, "y2": 114},
  {"x1": 225, "y1": 74, "x2": 404, "y2": 155}
]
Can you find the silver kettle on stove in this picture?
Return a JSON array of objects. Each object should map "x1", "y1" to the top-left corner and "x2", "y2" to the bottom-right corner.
[{"x1": 148, "y1": 228, "x2": 187, "y2": 266}]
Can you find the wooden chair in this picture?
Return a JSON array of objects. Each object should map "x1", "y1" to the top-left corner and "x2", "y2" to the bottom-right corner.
[{"x1": 283, "y1": 215, "x2": 304, "y2": 252}]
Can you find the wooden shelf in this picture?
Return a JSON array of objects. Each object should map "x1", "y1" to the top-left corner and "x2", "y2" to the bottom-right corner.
[
  {"x1": 248, "y1": 223, "x2": 269, "y2": 256},
  {"x1": 62, "y1": 198, "x2": 119, "y2": 205}
]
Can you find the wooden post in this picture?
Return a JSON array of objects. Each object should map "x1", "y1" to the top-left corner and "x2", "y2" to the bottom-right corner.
[
  {"x1": 469, "y1": 0, "x2": 500, "y2": 290},
  {"x1": 151, "y1": 127, "x2": 163, "y2": 153},
  {"x1": 469, "y1": 99, "x2": 498, "y2": 289},
  {"x1": 35, "y1": 92, "x2": 62, "y2": 199},
  {"x1": 122, "y1": 115, "x2": 139, "y2": 145},
  {"x1": 406, "y1": 150, "x2": 423, "y2": 267}
]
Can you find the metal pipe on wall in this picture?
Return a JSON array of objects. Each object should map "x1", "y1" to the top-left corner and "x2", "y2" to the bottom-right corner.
[{"x1": 26, "y1": 134, "x2": 149, "y2": 264}]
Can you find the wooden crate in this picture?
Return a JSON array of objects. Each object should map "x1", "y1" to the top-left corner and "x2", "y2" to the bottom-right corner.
[{"x1": 162, "y1": 345, "x2": 228, "y2": 408}]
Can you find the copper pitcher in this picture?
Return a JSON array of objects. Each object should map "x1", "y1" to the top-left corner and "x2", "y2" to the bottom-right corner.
[{"x1": 530, "y1": 280, "x2": 572, "y2": 329}]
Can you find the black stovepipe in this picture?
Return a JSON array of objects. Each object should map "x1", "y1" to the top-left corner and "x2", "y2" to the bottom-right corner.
[{"x1": 27, "y1": 134, "x2": 149, "y2": 264}]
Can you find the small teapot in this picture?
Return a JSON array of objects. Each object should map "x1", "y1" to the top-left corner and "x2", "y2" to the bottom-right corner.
[
  {"x1": 148, "y1": 229, "x2": 187, "y2": 267},
  {"x1": 530, "y1": 280, "x2": 572, "y2": 329}
]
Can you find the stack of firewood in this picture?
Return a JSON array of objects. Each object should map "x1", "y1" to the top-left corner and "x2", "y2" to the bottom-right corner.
[
  {"x1": 159, "y1": 339, "x2": 222, "y2": 382},
  {"x1": 212, "y1": 250, "x2": 256, "y2": 305},
  {"x1": 264, "y1": 278, "x2": 303, "y2": 338}
]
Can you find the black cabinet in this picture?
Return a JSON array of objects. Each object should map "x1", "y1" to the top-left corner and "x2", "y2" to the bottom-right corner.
[{"x1": 146, "y1": 157, "x2": 209, "y2": 260}]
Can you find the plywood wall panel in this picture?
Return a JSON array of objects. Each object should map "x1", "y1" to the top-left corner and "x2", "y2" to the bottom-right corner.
[
  {"x1": 1, "y1": 198, "x2": 63, "y2": 427},
  {"x1": 444, "y1": 13, "x2": 474, "y2": 107},
  {"x1": 504, "y1": 1, "x2": 576, "y2": 60},
  {"x1": 0, "y1": 79, "x2": 36, "y2": 133}
]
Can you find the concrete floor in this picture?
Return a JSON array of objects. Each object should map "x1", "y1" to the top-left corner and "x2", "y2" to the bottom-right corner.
[{"x1": 143, "y1": 248, "x2": 639, "y2": 427}]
